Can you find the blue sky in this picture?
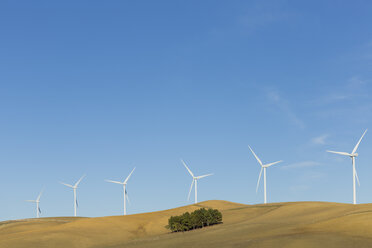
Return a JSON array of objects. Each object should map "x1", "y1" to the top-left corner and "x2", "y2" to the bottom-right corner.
[{"x1": 1, "y1": 0, "x2": 372, "y2": 220}]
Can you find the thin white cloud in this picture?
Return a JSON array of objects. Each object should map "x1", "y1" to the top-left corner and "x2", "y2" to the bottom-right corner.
[
  {"x1": 289, "y1": 185, "x2": 310, "y2": 192},
  {"x1": 311, "y1": 76, "x2": 372, "y2": 124},
  {"x1": 317, "y1": 93, "x2": 350, "y2": 105},
  {"x1": 281, "y1": 161, "x2": 321, "y2": 170},
  {"x1": 237, "y1": 2, "x2": 293, "y2": 32},
  {"x1": 238, "y1": 12, "x2": 286, "y2": 30},
  {"x1": 300, "y1": 171, "x2": 325, "y2": 180},
  {"x1": 266, "y1": 89, "x2": 305, "y2": 129},
  {"x1": 361, "y1": 40, "x2": 372, "y2": 60},
  {"x1": 311, "y1": 134, "x2": 329, "y2": 145},
  {"x1": 312, "y1": 76, "x2": 369, "y2": 106},
  {"x1": 348, "y1": 76, "x2": 367, "y2": 87}
]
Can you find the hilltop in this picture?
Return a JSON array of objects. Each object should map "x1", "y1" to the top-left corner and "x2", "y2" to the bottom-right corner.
[{"x1": 2, "y1": 200, "x2": 372, "y2": 247}]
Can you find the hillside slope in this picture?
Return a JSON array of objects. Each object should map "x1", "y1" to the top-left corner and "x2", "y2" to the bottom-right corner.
[{"x1": 2, "y1": 201, "x2": 372, "y2": 248}]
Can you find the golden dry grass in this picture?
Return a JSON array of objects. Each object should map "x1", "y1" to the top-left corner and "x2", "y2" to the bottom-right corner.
[{"x1": 2, "y1": 200, "x2": 372, "y2": 247}]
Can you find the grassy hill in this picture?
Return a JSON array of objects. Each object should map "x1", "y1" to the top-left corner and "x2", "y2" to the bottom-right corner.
[{"x1": 2, "y1": 200, "x2": 372, "y2": 247}]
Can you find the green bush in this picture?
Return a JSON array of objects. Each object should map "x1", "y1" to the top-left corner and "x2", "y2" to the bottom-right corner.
[{"x1": 166, "y1": 208, "x2": 223, "y2": 232}]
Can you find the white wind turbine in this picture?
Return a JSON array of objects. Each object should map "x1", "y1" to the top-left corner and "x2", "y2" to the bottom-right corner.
[
  {"x1": 249, "y1": 146, "x2": 282, "y2": 204},
  {"x1": 25, "y1": 190, "x2": 43, "y2": 218},
  {"x1": 327, "y1": 129, "x2": 368, "y2": 205},
  {"x1": 105, "y1": 167, "x2": 135, "y2": 215},
  {"x1": 60, "y1": 175, "x2": 85, "y2": 217},
  {"x1": 181, "y1": 159, "x2": 213, "y2": 204}
]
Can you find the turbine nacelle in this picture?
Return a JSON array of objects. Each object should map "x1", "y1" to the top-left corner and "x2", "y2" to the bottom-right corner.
[
  {"x1": 181, "y1": 159, "x2": 213, "y2": 203},
  {"x1": 105, "y1": 167, "x2": 135, "y2": 186},
  {"x1": 248, "y1": 145, "x2": 283, "y2": 204},
  {"x1": 105, "y1": 167, "x2": 135, "y2": 215},
  {"x1": 60, "y1": 174, "x2": 85, "y2": 217},
  {"x1": 326, "y1": 129, "x2": 367, "y2": 205},
  {"x1": 26, "y1": 189, "x2": 43, "y2": 218},
  {"x1": 262, "y1": 161, "x2": 283, "y2": 168}
]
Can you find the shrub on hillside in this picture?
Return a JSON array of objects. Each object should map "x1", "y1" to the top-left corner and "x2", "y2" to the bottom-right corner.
[{"x1": 166, "y1": 208, "x2": 222, "y2": 232}]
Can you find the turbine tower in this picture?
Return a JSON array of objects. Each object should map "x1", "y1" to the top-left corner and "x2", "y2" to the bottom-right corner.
[
  {"x1": 25, "y1": 190, "x2": 43, "y2": 218},
  {"x1": 249, "y1": 145, "x2": 282, "y2": 204},
  {"x1": 327, "y1": 129, "x2": 368, "y2": 205},
  {"x1": 60, "y1": 175, "x2": 85, "y2": 217},
  {"x1": 181, "y1": 159, "x2": 213, "y2": 204},
  {"x1": 105, "y1": 167, "x2": 135, "y2": 215}
]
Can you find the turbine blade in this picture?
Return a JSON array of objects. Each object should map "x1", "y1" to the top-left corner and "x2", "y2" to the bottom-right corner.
[
  {"x1": 124, "y1": 167, "x2": 136, "y2": 184},
  {"x1": 256, "y1": 167, "x2": 263, "y2": 193},
  {"x1": 248, "y1": 145, "x2": 263, "y2": 166},
  {"x1": 105, "y1": 179, "x2": 123, "y2": 184},
  {"x1": 125, "y1": 189, "x2": 130, "y2": 204},
  {"x1": 181, "y1": 159, "x2": 194, "y2": 177},
  {"x1": 197, "y1": 173, "x2": 213, "y2": 179},
  {"x1": 187, "y1": 180, "x2": 194, "y2": 201},
  {"x1": 37, "y1": 190, "x2": 43, "y2": 201},
  {"x1": 264, "y1": 160, "x2": 283, "y2": 168},
  {"x1": 25, "y1": 200, "x2": 36, "y2": 202},
  {"x1": 38, "y1": 207, "x2": 41, "y2": 214},
  {"x1": 60, "y1": 182, "x2": 74, "y2": 188},
  {"x1": 74, "y1": 174, "x2": 86, "y2": 187},
  {"x1": 326, "y1": 151, "x2": 351, "y2": 156},
  {"x1": 76, "y1": 197, "x2": 78, "y2": 208},
  {"x1": 352, "y1": 129, "x2": 368, "y2": 154},
  {"x1": 355, "y1": 169, "x2": 361, "y2": 187}
]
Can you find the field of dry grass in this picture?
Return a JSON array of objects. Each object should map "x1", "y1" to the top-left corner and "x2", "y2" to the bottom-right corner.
[{"x1": 2, "y1": 200, "x2": 372, "y2": 247}]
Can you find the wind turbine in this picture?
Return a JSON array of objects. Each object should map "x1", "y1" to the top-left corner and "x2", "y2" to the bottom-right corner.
[
  {"x1": 181, "y1": 159, "x2": 213, "y2": 204},
  {"x1": 327, "y1": 129, "x2": 368, "y2": 205},
  {"x1": 249, "y1": 146, "x2": 282, "y2": 204},
  {"x1": 25, "y1": 190, "x2": 43, "y2": 218},
  {"x1": 105, "y1": 167, "x2": 135, "y2": 215},
  {"x1": 60, "y1": 175, "x2": 85, "y2": 217}
]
